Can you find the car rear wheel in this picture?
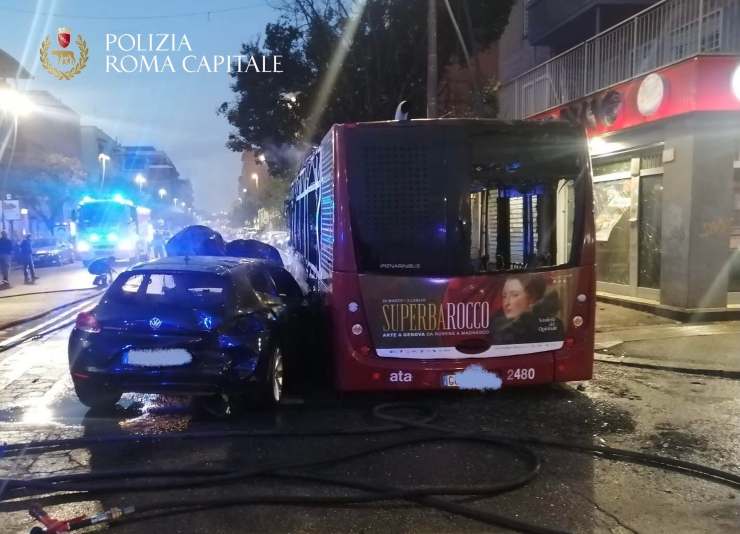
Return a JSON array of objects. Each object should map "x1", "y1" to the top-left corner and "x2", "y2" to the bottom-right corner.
[
  {"x1": 270, "y1": 348, "x2": 284, "y2": 404},
  {"x1": 250, "y1": 347, "x2": 284, "y2": 408},
  {"x1": 73, "y1": 378, "x2": 121, "y2": 410}
]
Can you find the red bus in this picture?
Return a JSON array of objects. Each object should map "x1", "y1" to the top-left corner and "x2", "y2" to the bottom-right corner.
[{"x1": 287, "y1": 119, "x2": 595, "y2": 391}]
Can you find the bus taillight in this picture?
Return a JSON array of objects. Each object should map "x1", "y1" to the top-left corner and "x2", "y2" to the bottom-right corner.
[{"x1": 345, "y1": 297, "x2": 373, "y2": 356}]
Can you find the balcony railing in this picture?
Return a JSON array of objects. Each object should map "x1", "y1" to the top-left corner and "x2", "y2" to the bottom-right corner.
[
  {"x1": 526, "y1": 0, "x2": 655, "y2": 46},
  {"x1": 499, "y1": 0, "x2": 740, "y2": 119}
]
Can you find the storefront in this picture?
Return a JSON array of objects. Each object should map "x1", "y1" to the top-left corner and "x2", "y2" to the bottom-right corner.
[
  {"x1": 592, "y1": 145, "x2": 664, "y2": 301},
  {"x1": 532, "y1": 55, "x2": 740, "y2": 318}
]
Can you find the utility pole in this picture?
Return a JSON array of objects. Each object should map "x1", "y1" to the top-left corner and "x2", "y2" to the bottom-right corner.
[
  {"x1": 427, "y1": 0, "x2": 438, "y2": 119},
  {"x1": 461, "y1": 0, "x2": 484, "y2": 115}
]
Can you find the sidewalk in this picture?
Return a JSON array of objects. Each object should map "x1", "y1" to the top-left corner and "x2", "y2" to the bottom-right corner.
[
  {"x1": 595, "y1": 302, "x2": 740, "y2": 376},
  {"x1": 0, "y1": 264, "x2": 99, "y2": 331}
]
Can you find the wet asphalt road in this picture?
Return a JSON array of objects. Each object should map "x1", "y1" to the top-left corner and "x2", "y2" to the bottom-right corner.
[{"x1": 0, "y1": 325, "x2": 738, "y2": 534}]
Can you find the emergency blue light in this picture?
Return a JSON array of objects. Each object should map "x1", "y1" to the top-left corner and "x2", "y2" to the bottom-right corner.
[
  {"x1": 197, "y1": 311, "x2": 217, "y2": 331},
  {"x1": 218, "y1": 335, "x2": 239, "y2": 349}
]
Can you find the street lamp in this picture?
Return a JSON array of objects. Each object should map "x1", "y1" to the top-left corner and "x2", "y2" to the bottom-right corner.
[
  {"x1": 173, "y1": 197, "x2": 178, "y2": 205},
  {"x1": 242, "y1": 188, "x2": 247, "y2": 194},
  {"x1": 257, "y1": 154, "x2": 266, "y2": 163},
  {"x1": 134, "y1": 173, "x2": 147, "y2": 191},
  {"x1": 0, "y1": 89, "x2": 34, "y2": 220},
  {"x1": 251, "y1": 172, "x2": 259, "y2": 190},
  {"x1": 97, "y1": 153, "x2": 110, "y2": 190},
  {"x1": 0, "y1": 88, "x2": 34, "y2": 117},
  {"x1": 158, "y1": 188, "x2": 167, "y2": 199}
]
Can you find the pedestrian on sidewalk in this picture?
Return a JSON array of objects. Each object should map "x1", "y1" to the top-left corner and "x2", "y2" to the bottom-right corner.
[
  {"x1": 19, "y1": 234, "x2": 38, "y2": 284},
  {"x1": 0, "y1": 230, "x2": 12, "y2": 287}
]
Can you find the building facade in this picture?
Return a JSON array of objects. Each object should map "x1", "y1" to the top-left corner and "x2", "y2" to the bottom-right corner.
[
  {"x1": 80, "y1": 125, "x2": 121, "y2": 192},
  {"x1": 498, "y1": 0, "x2": 740, "y2": 318},
  {"x1": 1, "y1": 89, "x2": 84, "y2": 237},
  {"x1": 118, "y1": 145, "x2": 193, "y2": 207}
]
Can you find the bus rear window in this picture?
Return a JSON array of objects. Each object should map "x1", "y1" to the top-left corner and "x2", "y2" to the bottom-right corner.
[{"x1": 347, "y1": 125, "x2": 586, "y2": 276}]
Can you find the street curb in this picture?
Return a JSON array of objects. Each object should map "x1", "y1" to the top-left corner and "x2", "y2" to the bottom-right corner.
[
  {"x1": 595, "y1": 352, "x2": 740, "y2": 379},
  {"x1": 0, "y1": 290, "x2": 102, "y2": 332},
  {"x1": 0, "y1": 300, "x2": 97, "y2": 353},
  {"x1": 0, "y1": 286, "x2": 98, "y2": 300}
]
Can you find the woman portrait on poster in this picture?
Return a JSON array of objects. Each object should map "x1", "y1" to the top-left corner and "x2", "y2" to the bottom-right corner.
[{"x1": 492, "y1": 274, "x2": 564, "y2": 345}]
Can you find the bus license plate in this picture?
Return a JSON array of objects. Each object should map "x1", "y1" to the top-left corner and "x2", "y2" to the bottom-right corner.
[{"x1": 441, "y1": 374, "x2": 459, "y2": 388}]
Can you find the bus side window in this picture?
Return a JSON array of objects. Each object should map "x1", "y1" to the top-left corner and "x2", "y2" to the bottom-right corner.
[{"x1": 308, "y1": 189, "x2": 318, "y2": 268}]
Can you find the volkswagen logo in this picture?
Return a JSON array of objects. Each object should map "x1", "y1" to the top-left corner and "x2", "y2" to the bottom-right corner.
[{"x1": 149, "y1": 317, "x2": 162, "y2": 330}]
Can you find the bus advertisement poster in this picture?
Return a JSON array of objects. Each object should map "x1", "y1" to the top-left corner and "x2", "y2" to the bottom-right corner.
[{"x1": 359, "y1": 269, "x2": 577, "y2": 359}]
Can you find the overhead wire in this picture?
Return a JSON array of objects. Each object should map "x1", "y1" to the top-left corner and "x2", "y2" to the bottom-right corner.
[{"x1": 0, "y1": 2, "x2": 268, "y2": 20}]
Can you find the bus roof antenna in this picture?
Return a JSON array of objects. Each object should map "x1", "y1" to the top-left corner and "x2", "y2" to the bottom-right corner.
[{"x1": 394, "y1": 101, "x2": 410, "y2": 121}]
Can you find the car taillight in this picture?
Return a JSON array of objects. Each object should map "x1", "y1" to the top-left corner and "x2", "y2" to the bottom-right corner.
[{"x1": 76, "y1": 312, "x2": 101, "y2": 333}]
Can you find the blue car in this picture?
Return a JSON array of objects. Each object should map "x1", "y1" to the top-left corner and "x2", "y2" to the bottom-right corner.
[{"x1": 68, "y1": 256, "x2": 305, "y2": 410}]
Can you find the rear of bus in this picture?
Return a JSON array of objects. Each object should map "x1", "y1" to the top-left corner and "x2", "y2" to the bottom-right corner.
[{"x1": 329, "y1": 119, "x2": 595, "y2": 391}]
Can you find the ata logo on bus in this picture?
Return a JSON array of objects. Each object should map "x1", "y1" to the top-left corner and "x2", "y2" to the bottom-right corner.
[{"x1": 389, "y1": 371, "x2": 413, "y2": 383}]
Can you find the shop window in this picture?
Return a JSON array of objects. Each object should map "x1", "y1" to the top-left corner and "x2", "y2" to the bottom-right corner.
[
  {"x1": 594, "y1": 179, "x2": 632, "y2": 285},
  {"x1": 638, "y1": 175, "x2": 663, "y2": 289},
  {"x1": 729, "y1": 170, "x2": 740, "y2": 292}
]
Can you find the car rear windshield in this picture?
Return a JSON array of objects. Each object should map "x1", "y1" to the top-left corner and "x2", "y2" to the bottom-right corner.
[{"x1": 109, "y1": 271, "x2": 229, "y2": 309}]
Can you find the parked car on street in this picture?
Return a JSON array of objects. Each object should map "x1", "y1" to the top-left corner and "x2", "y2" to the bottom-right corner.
[
  {"x1": 68, "y1": 256, "x2": 307, "y2": 410},
  {"x1": 31, "y1": 238, "x2": 75, "y2": 266}
]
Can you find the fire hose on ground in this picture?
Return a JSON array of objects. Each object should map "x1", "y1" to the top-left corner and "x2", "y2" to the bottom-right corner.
[{"x1": 0, "y1": 403, "x2": 738, "y2": 534}]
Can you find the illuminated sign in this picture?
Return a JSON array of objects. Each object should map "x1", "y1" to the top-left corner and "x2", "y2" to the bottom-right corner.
[
  {"x1": 732, "y1": 63, "x2": 740, "y2": 101},
  {"x1": 636, "y1": 73, "x2": 665, "y2": 116}
]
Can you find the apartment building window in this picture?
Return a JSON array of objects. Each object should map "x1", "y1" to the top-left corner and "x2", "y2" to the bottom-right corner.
[
  {"x1": 668, "y1": 6, "x2": 723, "y2": 60},
  {"x1": 701, "y1": 8, "x2": 722, "y2": 52},
  {"x1": 523, "y1": 3, "x2": 529, "y2": 39}
]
